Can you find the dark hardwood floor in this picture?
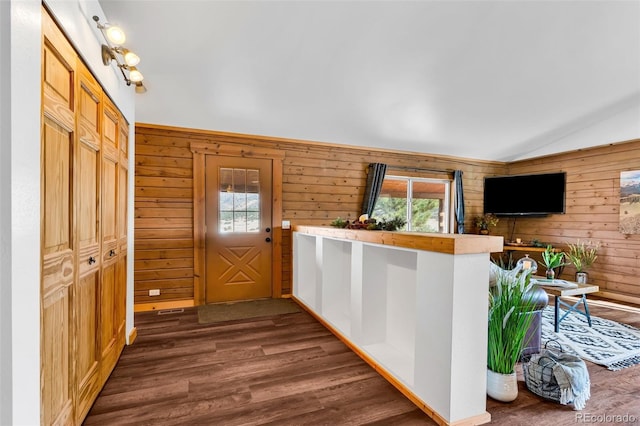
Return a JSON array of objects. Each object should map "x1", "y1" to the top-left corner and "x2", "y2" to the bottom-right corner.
[{"x1": 84, "y1": 299, "x2": 640, "y2": 425}]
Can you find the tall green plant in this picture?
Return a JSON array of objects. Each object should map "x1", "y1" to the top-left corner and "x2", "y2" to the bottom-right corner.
[{"x1": 487, "y1": 266, "x2": 537, "y2": 374}]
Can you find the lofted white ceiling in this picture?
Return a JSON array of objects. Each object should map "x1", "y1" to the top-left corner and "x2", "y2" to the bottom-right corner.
[{"x1": 98, "y1": 0, "x2": 640, "y2": 162}]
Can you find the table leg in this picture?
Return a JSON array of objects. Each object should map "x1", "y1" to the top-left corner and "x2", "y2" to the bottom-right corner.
[
  {"x1": 582, "y1": 295, "x2": 592, "y2": 327},
  {"x1": 554, "y1": 295, "x2": 560, "y2": 333}
]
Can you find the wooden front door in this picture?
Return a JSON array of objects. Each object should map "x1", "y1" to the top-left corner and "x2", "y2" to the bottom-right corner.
[{"x1": 205, "y1": 156, "x2": 273, "y2": 303}]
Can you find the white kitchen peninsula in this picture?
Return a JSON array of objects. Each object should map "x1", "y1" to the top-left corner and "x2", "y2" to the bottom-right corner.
[{"x1": 292, "y1": 226, "x2": 503, "y2": 426}]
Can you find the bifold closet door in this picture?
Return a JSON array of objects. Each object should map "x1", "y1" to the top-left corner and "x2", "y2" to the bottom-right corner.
[
  {"x1": 74, "y1": 62, "x2": 103, "y2": 422},
  {"x1": 115, "y1": 120, "x2": 129, "y2": 348},
  {"x1": 41, "y1": 7, "x2": 76, "y2": 425},
  {"x1": 100, "y1": 99, "x2": 122, "y2": 382}
]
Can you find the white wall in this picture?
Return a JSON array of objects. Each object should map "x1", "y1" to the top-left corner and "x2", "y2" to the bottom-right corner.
[
  {"x1": 0, "y1": 2, "x2": 12, "y2": 424},
  {"x1": 0, "y1": 1, "x2": 136, "y2": 424},
  {"x1": 509, "y1": 94, "x2": 640, "y2": 161},
  {"x1": 3, "y1": 1, "x2": 42, "y2": 424}
]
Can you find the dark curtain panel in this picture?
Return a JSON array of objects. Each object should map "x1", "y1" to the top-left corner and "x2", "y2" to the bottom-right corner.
[
  {"x1": 454, "y1": 170, "x2": 465, "y2": 234},
  {"x1": 361, "y1": 163, "x2": 387, "y2": 217}
]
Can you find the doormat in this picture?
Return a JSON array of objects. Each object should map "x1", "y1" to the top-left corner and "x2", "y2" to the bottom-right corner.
[
  {"x1": 197, "y1": 298, "x2": 300, "y2": 324},
  {"x1": 540, "y1": 306, "x2": 640, "y2": 371}
]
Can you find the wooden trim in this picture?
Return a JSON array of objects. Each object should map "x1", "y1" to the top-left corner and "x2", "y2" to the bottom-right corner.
[
  {"x1": 192, "y1": 151, "x2": 206, "y2": 305},
  {"x1": 293, "y1": 225, "x2": 504, "y2": 255},
  {"x1": 127, "y1": 327, "x2": 138, "y2": 345},
  {"x1": 134, "y1": 299, "x2": 195, "y2": 312},
  {"x1": 190, "y1": 141, "x2": 285, "y2": 304},
  {"x1": 291, "y1": 295, "x2": 491, "y2": 426},
  {"x1": 190, "y1": 141, "x2": 285, "y2": 159},
  {"x1": 272, "y1": 157, "x2": 284, "y2": 297},
  {"x1": 141, "y1": 122, "x2": 503, "y2": 166},
  {"x1": 508, "y1": 137, "x2": 640, "y2": 165}
]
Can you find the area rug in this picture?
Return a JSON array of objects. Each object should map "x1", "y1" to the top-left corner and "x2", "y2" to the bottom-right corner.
[
  {"x1": 197, "y1": 298, "x2": 300, "y2": 324},
  {"x1": 540, "y1": 306, "x2": 640, "y2": 371}
]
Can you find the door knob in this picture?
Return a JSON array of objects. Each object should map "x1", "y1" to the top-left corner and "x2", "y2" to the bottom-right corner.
[
  {"x1": 88, "y1": 256, "x2": 96, "y2": 265},
  {"x1": 265, "y1": 227, "x2": 271, "y2": 233},
  {"x1": 109, "y1": 249, "x2": 116, "y2": 257},
  {"x1": 265, "y1": 237, "x2": 272, "y2": 242}
]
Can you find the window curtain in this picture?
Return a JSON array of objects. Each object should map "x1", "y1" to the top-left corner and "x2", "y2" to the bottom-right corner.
[
  {"x1": 361, "y1": 163, "x2": 387, "y2": 217},
  {"x1": 454, "y1": 170, "x2": 465, "y2": 234}
]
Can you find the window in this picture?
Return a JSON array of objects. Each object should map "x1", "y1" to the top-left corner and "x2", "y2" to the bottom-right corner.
[
  {"x1": 373, "y1": 175, "x2": 451, "y2": 233},
  {"x1": 219, "y1": 167, "x2": 260, "y2": 233}
]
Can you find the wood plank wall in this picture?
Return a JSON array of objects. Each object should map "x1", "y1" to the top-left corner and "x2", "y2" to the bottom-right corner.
[
  {"x1": 134, "y1": 124, "x2": 505, "y2": 308},
  {"x1": 503, "y1": 139, "x2": 640, "y2": 304}
]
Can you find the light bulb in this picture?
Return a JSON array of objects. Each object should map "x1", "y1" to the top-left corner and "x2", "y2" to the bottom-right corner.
[
  {"x1": 123, "y1": 50, "x2": 140, "y2": 67},
  {"x1": 106, "y1": 25, "x2": 126, "y2": 45},
  {"x1": 134, "y1": 82, "x2": 147, "y2": 94},
  {"x1": 128, "y1": 68, "x2": 144, "y2": 83}
]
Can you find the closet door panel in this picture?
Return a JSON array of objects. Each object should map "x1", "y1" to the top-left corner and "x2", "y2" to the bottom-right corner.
[
  {"x1": 116, "y1": 122, "x2": 128, "y2": 343},
  {"x1": 100, "y1": 99, "x2": 121, "y2": 382},
  {"x1": 75, "y1": 64, "x2": 102, "y2": 422},
  {"x1": 41, "y1": 119, "x2": 75, "y2": 294},
  {"x1": 101, "y1": 155, "x2": 118, "y2": 261},
  {"x1": 77, "y1": 141, "x2": 100, "y2": 275},
  {"x1": 41, "y1": 8, "x2": 76, "y2": 424},
  {"x1": 75, "y1": 272, "x2": 101, "y2": 419},
  {"x1": 42, "y1": 287, "x2": 73, "y2": 426},
  {"x1": 102, "y1": 101, "x2": 119, "y2": 262},
  {"x1": 99, "y1": 262, "x2": 118, "y2": 381},
  {"x1": 116, "y1": 253, "x2": 127, "y2": 344}
]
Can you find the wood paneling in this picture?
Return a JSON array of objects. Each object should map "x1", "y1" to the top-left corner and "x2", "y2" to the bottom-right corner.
[
  {"x1": 505, "y1": 139, "x2": 640, "y2": 303},
  {"x1": 135, "y1": 124, "x2": 505, "y2": 308},
  {"x1": 135, "y1": 128, "x2": 194, "y2": 306}
]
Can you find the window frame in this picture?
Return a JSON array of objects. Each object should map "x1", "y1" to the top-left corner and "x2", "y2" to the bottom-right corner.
[{"x1": 375, "y1": 174, "x2": 452, "y2": 233}]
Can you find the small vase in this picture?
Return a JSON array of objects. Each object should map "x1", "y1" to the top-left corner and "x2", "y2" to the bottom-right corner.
[
  {"x1": 479, "y1": 227, "x2": 489, "y2": 235},
  {"x1": 575, "y1": 271, "x2": 588, "y2": 284},
  {"x1": 487, "y1": 369, "x2": 518, "y2": 402},
  {"x1": 546, "y1": 268, "x2": 555, "y2": 280}
]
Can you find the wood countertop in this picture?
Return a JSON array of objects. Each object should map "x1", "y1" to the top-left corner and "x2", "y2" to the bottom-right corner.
[{"x1": 293, "y1": 225, "x2": 504, "y2": 255}]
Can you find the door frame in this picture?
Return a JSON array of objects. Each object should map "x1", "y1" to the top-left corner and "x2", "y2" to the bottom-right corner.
[{"x1": 191, "y1": 141, "x2": 285, "y2": 305}]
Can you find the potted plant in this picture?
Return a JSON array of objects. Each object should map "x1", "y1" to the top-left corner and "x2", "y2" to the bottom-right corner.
[
  {"x1": 474, "y1": 213, "x2": 499, "y2": 234},
  {"x1": 540, "y1": 245, "x2": 566, "y2": 280},
  {"x1": 566, "y1": 240, "x2": 600, "y2": 284},
  {"x1": 487, "y1": 265, "x2": 537, "y2": 402}
]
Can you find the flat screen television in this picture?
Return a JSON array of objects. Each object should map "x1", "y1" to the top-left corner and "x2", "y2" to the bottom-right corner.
[{"x1": 483, "y1": 172, "x2": 566, "y2": 216}]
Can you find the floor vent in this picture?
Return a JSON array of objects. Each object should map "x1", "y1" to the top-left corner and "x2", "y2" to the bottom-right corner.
[{"x1": 157, "y1": 308, "x2": 185, "y2": 315}]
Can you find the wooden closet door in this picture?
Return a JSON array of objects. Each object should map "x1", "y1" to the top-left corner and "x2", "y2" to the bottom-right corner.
[
  {"x1": 41, "y1": 8, "x2": 76, "y2": 425},
  {"x1": 74, "y1": 63, "x2": 102, "y2": 421},
  {"x1": 100, "y1": 100, "x2": 120, "y2": 382},
  {"x1": 115, "y1": 121, "x2": 129, "y2": 347}
]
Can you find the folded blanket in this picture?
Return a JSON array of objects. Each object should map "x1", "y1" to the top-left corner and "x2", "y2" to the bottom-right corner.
[
  {"x1": 546, "y1": 350, "x2": 591, "y2": 410},
  {"x1": 525, "y1": 348, "x2": 591, "y2": 410}
]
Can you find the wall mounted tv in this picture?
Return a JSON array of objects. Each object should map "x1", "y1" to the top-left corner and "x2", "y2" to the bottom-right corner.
[{"x1": 483, "y1": 172, "x2": 566, "y2": 216}]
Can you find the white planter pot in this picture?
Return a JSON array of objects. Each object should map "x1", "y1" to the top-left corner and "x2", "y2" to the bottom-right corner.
[{"x1": 487, "y1": 369, "x2": 518, "y2": 402}]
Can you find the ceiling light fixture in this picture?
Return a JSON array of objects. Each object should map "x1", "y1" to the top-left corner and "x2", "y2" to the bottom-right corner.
[{"x1": 93, "y1": 15, "x2": 146, "y2": 93}]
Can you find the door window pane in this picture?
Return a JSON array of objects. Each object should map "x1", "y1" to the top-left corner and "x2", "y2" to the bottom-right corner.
[{"x1": 219, "y1": 168, "x2": 260, "y2": 233}]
